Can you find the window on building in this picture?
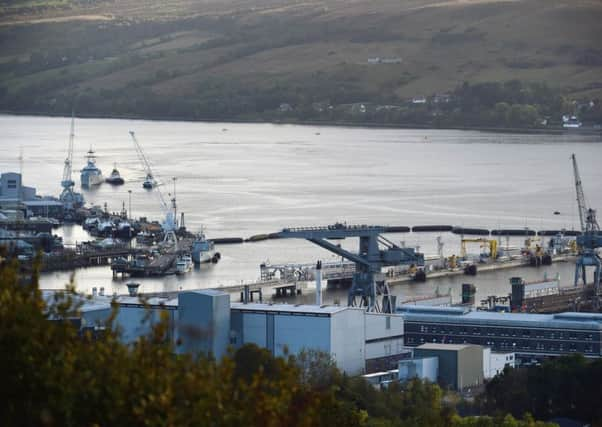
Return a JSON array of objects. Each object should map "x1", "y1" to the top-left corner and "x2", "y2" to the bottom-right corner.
[
  {"x1": 7, "y1": 179, "x2": 17, "y2": 189},
  {"x1": 384, "y1": 344, "x2": 392, "y2": 355},
  {"x1": 386, "y1": 316, "x2": 391, "y2": 330}
]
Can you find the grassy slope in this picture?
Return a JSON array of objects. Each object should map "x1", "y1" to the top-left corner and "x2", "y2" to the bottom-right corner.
[{"x1": 0, "y1": 0, "x2": 601, "y2": 115}]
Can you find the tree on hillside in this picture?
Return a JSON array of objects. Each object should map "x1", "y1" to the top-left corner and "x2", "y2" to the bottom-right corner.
[
  {"x1": 479, "y1": 354, "x2": 602, "y2": 424},
  {"x1": 0, "y1": 255, "x2": 560, "y2": 426}
]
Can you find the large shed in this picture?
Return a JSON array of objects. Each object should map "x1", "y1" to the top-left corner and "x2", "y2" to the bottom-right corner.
[{"x1": 414, "y1": 343, "x2": 483, "y2": 390}]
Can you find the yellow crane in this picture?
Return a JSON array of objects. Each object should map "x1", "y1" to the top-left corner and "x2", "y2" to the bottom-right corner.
[{"x1": 460, "y1": 238, "x2": 497, "y2": 260}]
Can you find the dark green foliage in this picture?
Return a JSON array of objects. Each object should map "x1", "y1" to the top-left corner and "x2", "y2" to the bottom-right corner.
[
  {"x1": 0, "y1": 256, "x2": 566, "y2": 426},
  {"x1": 479, "y1": 355, "x2": 602, "y2": 425}
]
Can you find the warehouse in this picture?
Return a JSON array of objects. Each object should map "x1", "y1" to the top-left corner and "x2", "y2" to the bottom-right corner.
[
  {"x1": 69, "y1": 290, "x2": 408, "y2": 375},
  {"x1": 413, "y1": 343, "x2": 484, "y2": 390},
  {"x1": 230, "y1": 302, "x2": 407, "y2": 375},
  {"x1": 399, "y1": 306, "x2": 602, "y2": 359}
]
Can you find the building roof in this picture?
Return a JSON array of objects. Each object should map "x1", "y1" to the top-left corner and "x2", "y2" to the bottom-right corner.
[
  {"x1": 182, "y1": 289, "x2": 229, "y2": 297},
  {"x1": 41, "y1": 291, "x2": 112, "y2": 313},
  {"x1": 116, "y1": 295, "x2": 178, "y2": 308},
  {"x1": 230, "y1": 302, "x2": 356, "y2": 315},
  {"x1": 398, "y1": 306, "x2": 602, "y2": 331},
  {"x1": 416, "y1": 343, "x2": 477, "y2": 351},
  {"x1": 22, "y1": 200, "x2": 63, "y2": 207}
]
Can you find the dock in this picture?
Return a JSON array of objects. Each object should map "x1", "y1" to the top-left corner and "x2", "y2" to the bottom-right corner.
[
  {"x1": 109, "y1": 238, "x2": 194, "y2": 277},
  {"x1": 41, "y1": 246, "x2": 140, "y2": 272},
  {"x1": 387, "y1": 255, "x2": 575, "y2": 286}
]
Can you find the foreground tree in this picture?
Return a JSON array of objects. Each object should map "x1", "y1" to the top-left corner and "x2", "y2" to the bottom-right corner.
[
  {"x1": 479, "y1": 355, "x2": 602, "y2": 425},
  {"x1": 0, "y1": 258, "x2": 363, "y2": 426},
  {"x1": 0, "y1": 257, "x2": 558, "y2": 426}
]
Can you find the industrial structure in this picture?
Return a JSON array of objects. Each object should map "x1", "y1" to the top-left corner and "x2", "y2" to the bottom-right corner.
[
  {"x1": 413, "y1": 343, "x2": 484, "y2": 390},
  {"x1": 0, "y1": 171, "x2": 63, "y2": 218},
  {"x1": 58, "y1": 114, "x2": 84, "y2": 218},
  {"x1": 70, "y1": 290, "x2": 409, "y2": 375},
  {"x1": 571, "y1": 154, "x2": 602, "y2": 310},
  {"x1": 129, "y1": 131, "x2": 157, "y2": 189},
  {"x1": 399, "y1": 305, "x2": 602, "y2": 360},
  {"x1": 276, "y1": 223, "x2": 423, "y2": 312}
]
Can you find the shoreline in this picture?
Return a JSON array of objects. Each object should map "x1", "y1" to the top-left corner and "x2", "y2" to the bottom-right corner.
[{"x1": 1, "y1": 109, "x2": 600, "y2": 136}]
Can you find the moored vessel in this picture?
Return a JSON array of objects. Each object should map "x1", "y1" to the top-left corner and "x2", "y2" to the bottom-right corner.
[
  {"x1": 106, "y1": 164, "x2": 125, "y2": 185},
  {"x1": 80, "y1": 148, "x2": 103, "y2": 187},
  {"x1": 176, "y1": 254, "x2": 193, "y2": 274},
  {"x1": 191, "y1": 231, "x2": 220, "y2": 264},
  {"x1": 142, "y1": 173, "x2": 156, "y2": 189}
]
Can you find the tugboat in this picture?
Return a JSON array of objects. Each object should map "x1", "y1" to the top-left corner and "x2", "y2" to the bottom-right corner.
[
  {"x1": 80, "y1": 148, "x2": 103, "y2": 187},
  {"x1": 106, "y1": 164, "x2": 125, "y2": 185},
  {"x1": 191, "y1": 230, "x2": 220, "y2": 264},
  {"x1": 142, "y1": 173, "x2": 155, "y2": 189}
]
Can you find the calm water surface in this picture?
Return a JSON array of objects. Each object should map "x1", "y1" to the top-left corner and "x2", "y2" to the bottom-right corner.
[{"x1": 1, "y1": 115, "x2": 600, "y2": 303}]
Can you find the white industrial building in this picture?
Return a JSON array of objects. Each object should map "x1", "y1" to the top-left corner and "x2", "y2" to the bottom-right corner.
[
  {"x1": 114, "y1": 296, "x2": 178, "y2": 344},
  {"x1": 0, "y1": 172, "x2": 36, "y2": 202},
  {"x1": 398, "y1": 357, "x2": 438, "y2": 383},
  {"x1": 66, "y1": 290, "x2": 409, "y2": 375},
  {"x1": 0, "y1": 171, "x2": 63, "y2": 217},
  {"x1": 483, "y1": 348, "x2": 515, "y2": 379},
  {"x1": 230, "y1": 303, "x2": 406, "y2": 375}
]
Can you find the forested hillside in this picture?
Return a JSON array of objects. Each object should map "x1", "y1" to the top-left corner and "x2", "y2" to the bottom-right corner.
[{"x1": 1, "y1": 0, "x2": 601, "y2": 127}]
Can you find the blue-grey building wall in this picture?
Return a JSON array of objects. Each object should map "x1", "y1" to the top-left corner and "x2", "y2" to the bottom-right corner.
[{"x1": 178, "y1": 290, "x2": 230, "y2": 359}]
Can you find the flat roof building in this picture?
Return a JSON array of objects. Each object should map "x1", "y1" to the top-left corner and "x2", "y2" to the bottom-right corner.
[
  {"x1": 398, "y1": 306, "x2": 602, "y2": 359},
  {"x1": 414, "y1": 343, "x2": 484, "y2": 390},
  {"x1": 230, "y1": 303, "x2": 367, "y2": 374},
  {"x1": 66, "y1": 292, "x2": 409, "y2": 375},
  {"x1": 0, "y1": 172, "x2": 36, "y2": 202}
]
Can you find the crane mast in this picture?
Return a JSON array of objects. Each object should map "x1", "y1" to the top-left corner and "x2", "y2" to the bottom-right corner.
[
  {"x1": 572, "y1": 153, "x2": 588, "y2": 232},
  {"x1": 571, "y1": 153, "x2": 602, "y2": 310},
  {"x1": 61, "y1": 113, "x2": 75, "y2": 189},
  {"x1": 129, "y1": 131, "x2": 176, "y2": 232},
  {"x1": 572, "y1": 153, "x2": 599, "y2": 233},
  {"x1": 129, "y1": 131, "x2": 156, "y2": 188},
  {"x1": 59, "y1": 114, "x2": 84, "y2": 216}
]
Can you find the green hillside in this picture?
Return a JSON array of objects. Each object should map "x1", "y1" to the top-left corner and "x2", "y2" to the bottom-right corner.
[{"x1": 0, "y1": 0, "x2": 601, "y2": 127}]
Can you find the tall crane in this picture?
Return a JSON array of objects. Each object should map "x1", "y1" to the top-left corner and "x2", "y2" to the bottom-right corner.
[
  {"x1": 156, "y1": 177, "x2": 177, "y2": 233},
  {"x1": 59, "y1": 114, "x2": 84, "y2": 217},
  {"x1": 571, "y1": 153, "x2": 602, "y2": 310},
  {"x1": 129, "y1": 131, "x2": 157, "y2": 189},
  {"x1": 130, "y1": 131, "x2": 177, "y2": 236}
]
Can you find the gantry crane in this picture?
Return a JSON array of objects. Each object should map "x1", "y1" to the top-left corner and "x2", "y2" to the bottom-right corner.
[
  {"x1": 129, "y1": 131, "x2": 157, "y2": 189},
  {"x1": 59, "y1": 113, "x2": 84, "y2": 217},
  {"x1": 460, "y1": 238, "x2": 497, "y2": 260},
  {"x1": 571, "y1": 153, "x2": 602, "y2": 310},
  {"x1": 277, "y1": 223, "x2": 424, "y2": 312},
  {"x1": 129, "y1": 131, "x2": 177, "y2": 237}
]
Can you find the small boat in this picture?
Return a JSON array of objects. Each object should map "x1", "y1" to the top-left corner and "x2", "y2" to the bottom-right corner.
[
  {"x1": 142, "y1": 173, "x2": 155, "y2": 189},
  {"x1": 176, "y1": 254, "x2": 193, "y2": 274},
  {"x1": 106, "y1": 164, "x2": 125, "y2": 185},
  {"x1": 83, "y1": 217, "x2": 99, "y2": 230},
  {"x1": 80, "y1": 148, "x2": 103, "y2": 187},
  {"x1": 115, "y1": 221, "x2": 133, "y2": 239},
  {"x1": 96, "y1": 220, "x2": 114, "y2": 236},
  {"x1": 553, "y1": 211, "x2": 561, "y2": 215}
]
